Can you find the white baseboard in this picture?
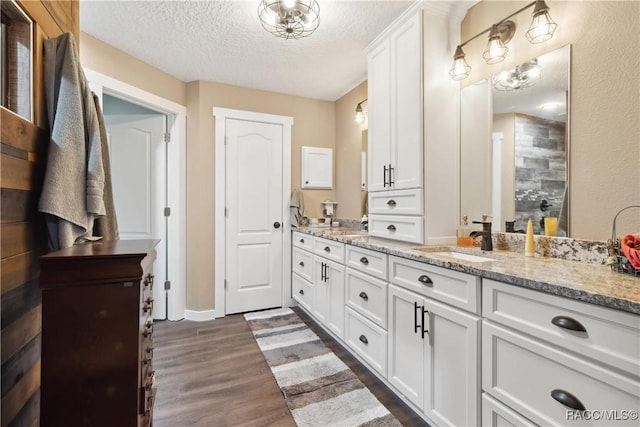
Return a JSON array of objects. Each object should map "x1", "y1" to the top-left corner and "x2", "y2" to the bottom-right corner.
[{"x1": 184, "y1": 309, "x2": 218, "y2": 321}]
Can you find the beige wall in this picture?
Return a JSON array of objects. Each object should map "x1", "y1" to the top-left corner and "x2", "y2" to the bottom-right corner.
[
  {"x1": 335, "y1": 81, "x2": 368, "y2": 220},
  {"x1": 461, "y1": 1, "x2": 640, "y2": 240},
  {"x1": 186, "y1": 81, "x2": 336, "y2": 310},
  {"x1": 80, "y1": 33, "x2": 187, "y2": 106}
]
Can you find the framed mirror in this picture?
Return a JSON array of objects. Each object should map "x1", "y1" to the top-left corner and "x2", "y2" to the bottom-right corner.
[{"x1": 460, "y1": 44, "x2": 570, "y2": 236}]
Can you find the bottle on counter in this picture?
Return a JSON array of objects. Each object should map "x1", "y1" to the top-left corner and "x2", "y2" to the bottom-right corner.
[
  {"x1": 457, "y1": 215, "x2": 473, "y2": 247},
  {"x1": 360, "y1": 214, "x2": 368, "y2": 231},
  {"x1": 525, "y1": 219, "x2": 535, "y2": 257}
]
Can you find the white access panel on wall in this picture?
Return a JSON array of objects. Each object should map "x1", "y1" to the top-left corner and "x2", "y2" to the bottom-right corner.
[{"x1": 301, "y1": 146, "x2": 333, "y2": 189}]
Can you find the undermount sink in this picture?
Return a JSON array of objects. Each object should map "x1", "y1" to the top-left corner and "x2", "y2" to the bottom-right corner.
[
  {"x1": 411, "y1": 248, "x2": 496, "y2": 263},
  {"x1": 430, "y1": 251, "x2": 496, "y2": 262}
]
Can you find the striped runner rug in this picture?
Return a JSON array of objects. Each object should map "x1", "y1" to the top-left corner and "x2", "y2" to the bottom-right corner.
[{"x1": 244, "y1": 308, "x2": 402, "y2": 427}]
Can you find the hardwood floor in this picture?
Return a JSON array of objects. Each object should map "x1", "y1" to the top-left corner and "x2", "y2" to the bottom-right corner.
[{"x1": 152, "y1": 307, "x2": 428, "y2": 427}]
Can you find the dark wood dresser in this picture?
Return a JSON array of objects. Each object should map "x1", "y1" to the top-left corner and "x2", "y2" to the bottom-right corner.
[{"x1": 39, "y1": 239, "x2": 159, "y2": 427}]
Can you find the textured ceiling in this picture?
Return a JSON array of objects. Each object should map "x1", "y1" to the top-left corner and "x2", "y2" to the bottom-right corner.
[{"x1": 79, "y1": 0, "x2": 422, "y2": 101}]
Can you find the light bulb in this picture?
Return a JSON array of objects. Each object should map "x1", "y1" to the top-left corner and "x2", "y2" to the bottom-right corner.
[
  {"x1": 282, "y1": 0, "x2": 296, "y2": 9},
  {"x1": 482, "y1": 26, "x2": 508, "y2": 65}
]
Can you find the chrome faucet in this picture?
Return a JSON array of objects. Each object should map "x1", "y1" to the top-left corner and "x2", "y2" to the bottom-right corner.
[{"x1": 472, "y1": 219, "x2": 493, "y2": 251}]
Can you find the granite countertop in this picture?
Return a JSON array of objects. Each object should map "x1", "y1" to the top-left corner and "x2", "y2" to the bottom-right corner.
[{"x1": 293, "y1": 227, "x2": 640, "y2": 315}]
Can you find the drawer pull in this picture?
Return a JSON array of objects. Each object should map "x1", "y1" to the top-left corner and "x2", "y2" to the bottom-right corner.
[
  {"x1": 359, "y1": 291, "x2": 369, "y2": 301},
  {"x1": 418, "y1": 275, "x2": 433, "y2": 285},
  {"x1": 551, "y1": 389, "x2": 586, "y2": 411},
  {"x1": 359, "y1": 257, "x2": 369, "y2": 265},
  {"x1": 421, "y1": 308, "x2": 430, "y2": 339},
  {"x1": 300, "y1": 238, "x2": 305, "y2": 244},
  {"x1": 324, "y1": 246, "x2": 331, "y2": 253},
  {"x1": 144, "y1": 274, "x2": 154, "y2": 288},
  {"x1": 387, "y1": 199, "x2": 397, "y2": 207},
  {"x1": 143, "y1": 321, "x2": 154, "y2": 338},
  {"x1": 359, "y1": 334, "x2": 368, "y2": 345},
  {"x1": 414, "y1": 301, "x2": 421, "y2": 334},
  {"x1": 299, "y1": 261, "x2": 305, "y2": 267},
  {"x1": 387, "y1": 224, "x2": 396, "y2": 231},
  {"x1": 551, "y1": 316, "x2": 587, "y2": 332},
  {"x1": 299, "y1": 289, "x2": 304, "y2": 295}
]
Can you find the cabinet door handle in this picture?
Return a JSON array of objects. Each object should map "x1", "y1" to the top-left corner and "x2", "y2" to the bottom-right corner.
[
  {"x1": 299, "y1": 261, "x2": 305, "y2": 267},
  {"x1": 387, "y1": 199, "x2": 396, "y2": 207},
  {"x1": 359, "y1": 257, "x2": 369, "y2": 265},
  {"x1": 418, "y1": 275, "x2": 433, "y2": 285},
  {"x1": 324, "y1": 246, "x2": 331, "y2": 253},
  {"x1": 550, "y1": 389, "x2": 586, "y2": 411},
  {"x1": 388, "y1": 164, "x2": 394, "y2": 186},
  {"x1": 359, "y1": 334, "x2": 368, "y2": 345},
  {"x1": 383, "y1": 165, "x2": 388, "y2": 188},
  {"x1": 300, "y1": 238, "x2": 305, "y2": 244},
  {"x1": 359, "y1": 291, "x2": 369, "y2": 301},
  {"x1": 320, "y1": 262, "x2": 325, "y2": 281},
  {"x1": 387, "y1": 224, "x2": 396, "y2": 231},
  {"x1": 421, "y1": 308, "x2": 429, "y2": 339},
  {"x1": 551, "y1": 316, "x2": 587, "y2": 332},
  {"x1": 299, "y1": 289, "x2": 304, "y2": 295},
  {"x1": 414, "y1": 301, "x2": 421, "y2": 334}
]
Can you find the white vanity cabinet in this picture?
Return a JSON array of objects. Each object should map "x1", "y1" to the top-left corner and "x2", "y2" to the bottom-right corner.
[
  {"x1": 482, "y1": 279, "x2": 640, "y2": 426},
  {"x1": 367, "y1": 12, "x2": 423, "y2": 193},
  {"x1": 387, "y1": 256, "x2": 481, "y2": 426}
]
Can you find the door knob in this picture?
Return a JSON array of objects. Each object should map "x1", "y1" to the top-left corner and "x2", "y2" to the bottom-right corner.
[{"x1": 273, "y1": 222, "x2": 281, "y2": 229}]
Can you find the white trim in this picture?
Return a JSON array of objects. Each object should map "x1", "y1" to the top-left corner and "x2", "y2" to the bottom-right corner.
[
  {"x1": 84, "y1": 68, "x2": 187, "y2": 321},
  {"x1": 184, "y1": 309, "x2": 218, "y2": 322},
  {"x1": 213, "y1": 107, "x2": 293, "y2": 318}
]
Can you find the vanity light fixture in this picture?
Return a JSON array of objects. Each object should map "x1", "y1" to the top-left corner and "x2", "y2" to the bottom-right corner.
[
  {"x1": 449, "y1": 45, "x2": 472, "y2": 80},
  {"x1": 449, "y1": 0, "x2": 557, "y2": 80},
  {"x1": 482, "y1": 24, "x2": 510, "y2": 65},
  {"x1": 257, "y1": 0, "x2": 320, "y2": 40},
  {"x1": 354, "y1": 98, "x2": 368, "y2": 124}
]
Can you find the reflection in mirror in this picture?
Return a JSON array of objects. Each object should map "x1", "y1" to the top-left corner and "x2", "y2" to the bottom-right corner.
[{"x1": 460, "y1": 45, "x2": 570, "y2": 236}]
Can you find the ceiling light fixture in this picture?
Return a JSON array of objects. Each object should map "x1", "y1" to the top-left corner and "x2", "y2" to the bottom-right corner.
[
  {"x1": 258, "y1": 0, "x2": 320, "y2": 40},
  {"x1": 492, "y1": 59, "x2": 542, "y2": 91},
  {"x1": 354, "y1": 98, "x2": 368, "y2": 124},
  {"x1": 450, "y1": 0, "x2": 557, "y2": 80}
]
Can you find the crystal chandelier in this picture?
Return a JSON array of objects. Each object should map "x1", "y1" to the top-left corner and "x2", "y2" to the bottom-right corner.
[
  {"x1": 258, "y1": 0, "x2": 320, "y2": 40},
  {"x1": 492, "y1": 59, "x2": 542, "y2": 91}
]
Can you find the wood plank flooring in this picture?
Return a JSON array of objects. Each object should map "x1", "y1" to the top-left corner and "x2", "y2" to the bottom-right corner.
[{"x1": 152, "y1": 307, "x2": 428, "y2": 427}]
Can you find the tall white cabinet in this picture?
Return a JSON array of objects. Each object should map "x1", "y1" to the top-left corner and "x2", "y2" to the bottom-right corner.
[{"x1": 366, "y1": 4, "x2": 459, "y2": 245}]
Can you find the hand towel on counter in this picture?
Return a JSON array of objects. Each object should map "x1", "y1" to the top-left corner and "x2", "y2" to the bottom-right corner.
[
  {"x1": 39, "y1": 32, "x2": 107, "y2": 250},
  {"x1": 289, "y1": 188, "x2": 306, "y2": 227}
]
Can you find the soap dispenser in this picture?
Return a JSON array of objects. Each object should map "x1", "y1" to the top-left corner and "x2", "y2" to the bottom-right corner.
[{"x1": 457, "y1": 215, "x2": 473, "y2": 247}]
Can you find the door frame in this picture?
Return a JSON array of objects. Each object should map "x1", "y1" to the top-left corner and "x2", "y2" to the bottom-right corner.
[
  {"x1": 213, "y1": 107, "x2": 293, "y2": 318},
  {"x1": 85, "y1": 68, "x2": 187, "y2": 321}
]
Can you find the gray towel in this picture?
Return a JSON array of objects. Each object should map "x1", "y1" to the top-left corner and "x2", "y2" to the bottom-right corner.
[
  {"x1": 92, "y1": 93, "x2": 119, "y2": 241},
  {"x1": 289, "y1": 188, "x2": 306, "y2": 227},
  {"x1": 39, "y1": 32, "x2": 106, "y2": 250}
]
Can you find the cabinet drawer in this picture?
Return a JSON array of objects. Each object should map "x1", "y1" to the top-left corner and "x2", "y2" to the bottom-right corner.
[
  {"x1": 389, "y1": 256, "x2": 480, "y2": 314},
  {"x1": 483, "y1": 279, "x2": 640, "y2": 377},
  {"x1": 292, "y1": 231, "x2": 314, "y2": 251},
  {"x1": 345, "y1": 307, "x2": 387, "y2": 377},
  {"x1": 292, "y1": 273, "x2": 313, "y2": 312},
  {"x1": 313, "y1": 236, "x2": 345, "y2": 263},
  {"x1": 345, "y1": 268, "x2": 388, "y2": 329},
  {"x1": 368, "y1": 215, "x2": 423, "y2": 244},
  {"x1": 368, "y1": 188, "x2": 423, "y2": 215},
  {"x1": 482, "y1": 393, "x2": 536, "y2": 427},
  {"x1": 292, "y1": 247, "x2": 313, "y2": 282},
  {"x1": 483, "y1": 322, "x2": 640, "y2": 427},
  {"x1": 345, "y1": 245, "x2": 388, "y2": 280}
]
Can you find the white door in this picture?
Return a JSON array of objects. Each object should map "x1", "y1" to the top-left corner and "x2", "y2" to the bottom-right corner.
[
  {"x1": 367, "y1": 39, "x2": 391, "y2": 192},
  {"x1": 106, "y1": 114, "x2": 168, "y2": 320},
  {"x1": 423, "y1": 298, "x2": 481, "y2": 427},
  {"x1": 225, "y1": 118, "x2": 283, "y2": 314},
  {"x1": 391, "y1": 13, "x2": 423, "y2": 190},
  {"x1": 387, "y1": 283, "x2": 425, "y2": 409}
]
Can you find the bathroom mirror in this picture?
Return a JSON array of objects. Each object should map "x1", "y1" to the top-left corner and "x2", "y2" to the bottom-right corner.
[{"x1": 460, "y1": 44, "x2": 570, "y2": 235}]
